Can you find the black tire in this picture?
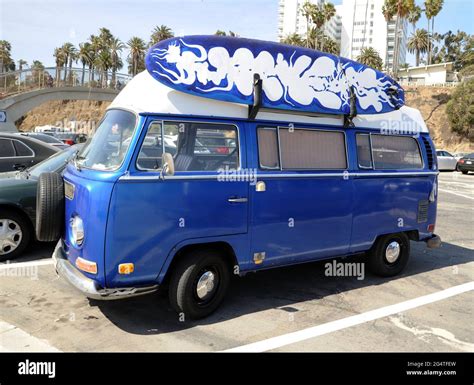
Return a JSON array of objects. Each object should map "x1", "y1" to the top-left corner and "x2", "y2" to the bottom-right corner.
[
  {"x1": 168, "y1": 249, "x2": 231, "y2": 320},
  {"x1": 367, "y1": 233, "x2": 410, "y2": 277},
  {"x1": 36, "y1": 172, "x2": 64, "y2": 242},
  {"x1": 0, "y1": 208, "x2": 31, "y2": 261},
  {"x1": 462, "y1": 170, "x2": 468, "y2": 175}
]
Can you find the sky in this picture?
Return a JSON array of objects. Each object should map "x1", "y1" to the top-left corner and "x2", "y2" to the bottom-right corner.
[{"x1": 1, "y1": 0, "x2": 473, "y2": 69}]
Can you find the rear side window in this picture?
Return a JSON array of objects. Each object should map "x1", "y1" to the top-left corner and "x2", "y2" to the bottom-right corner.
[
  {"x1": 257, "y1": 128, "x2": 280, "y2": 169},
  {"x1": 278, "y1": 128, "x2": 347, "y2": 170},
  {"x1": 137, "y1": 121, "x2": 239, "y2": 172},
  {"x1": 371, "y1": 135, "x2": 423, "y2": 169},
  {"x1": 0, "y1": 139, "x2": 15, "y2": 157},
  {"x1": 13, "y1": 141, "x2": 34, "y2": 157}
]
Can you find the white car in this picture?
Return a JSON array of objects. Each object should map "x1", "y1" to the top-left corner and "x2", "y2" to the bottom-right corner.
[{"x1": 436, "y1": 150, "x2": 457, "y2": 171}]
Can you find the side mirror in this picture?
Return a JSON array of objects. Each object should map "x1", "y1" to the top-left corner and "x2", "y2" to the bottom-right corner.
[{"x1": 160, "y1": 152, "x2": 175, "y2": 179}]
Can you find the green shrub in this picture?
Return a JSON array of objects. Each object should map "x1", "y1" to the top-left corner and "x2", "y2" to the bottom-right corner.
[{"x1": 446, "y1": 79, "x2": 474, "y2": 141}]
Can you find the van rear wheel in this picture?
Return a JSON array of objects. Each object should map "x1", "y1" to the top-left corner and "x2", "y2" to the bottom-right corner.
[
  {"x1": 368, "y1": 233, "x2": 410, "y2": 277},
  {"x1": 168, "y1": 249, "x2": 230, "y2": 320}
]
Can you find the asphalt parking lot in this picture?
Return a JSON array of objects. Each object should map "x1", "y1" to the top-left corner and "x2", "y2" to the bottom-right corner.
[{"x1": 0, "y1": 172, "x2": 473, "y2": 352}]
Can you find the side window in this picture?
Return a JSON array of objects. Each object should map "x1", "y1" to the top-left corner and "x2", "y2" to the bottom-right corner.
[
  {"x1": 136, "y1": 122, "x2": 165, "y2": 170},
  {"x1": 136, "y1": 121, "x2": 239, "y2": 172},
  {"x1": 356, "y1": 133, "x2": 372, "y2": 169},
  {"x1": 371, "y1": 135, "x2": 423, "y2": 169},
  {"x1": 0, "y1": 139, "x2": 15, "y2": 157},
  {"x1": 257, "y1": 127, "x2": 280, "y2": 169},
  {"x1": 13, "y1": 141, "x2": 34, "y2": 157},
  {"x1": 278, "y1": 128, "x2": 347, "y2": 170}
]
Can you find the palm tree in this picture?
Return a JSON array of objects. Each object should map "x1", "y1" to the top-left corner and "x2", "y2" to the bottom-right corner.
[
  {"x1": 407, "y1": 29, "x2": 429, "y2": 66},
  {"x1": 53, "y1": 47, "x2": 66, "y2": 85},
  {"x1": 150, "y1": 25, "x2": 174, "y2": 46},
  {"x1": 78, "y1": 43, "x2": 92, "y2": 85},
  {"x1": 357, "y1": 47, "x2": 384, "y2": 70},
  {"x1": 127, "y1": 37, "x2": 146, "y2": 76},
  {"x1": 95, "y1": 50, "x2": 112, "y2": 87},
  {"x1": 60, "y1": 42, "x2": 76, "y2": 82},
  {"x1": 281, "y1": 33, "x2": 305, "y2": 47},
  {"x1": 382, "y1": 0, "x2": 415, "y2": 74},
  {"x1": 425, "y1": 0, "x2": 444, "y2": 65},
  {"x1": 0, "y1": 40, "x2": 13, "y2": 73},
  {"x1": 407, "y1": 5, "x2": 422, "y2": 32},
  {"x1": 17, "y1": 59, "x2": 28, "y2": 72},
  {"x1": 305, "y1": 27, "x2": 324, "y2": 50},
  {"x1": 110, "y1": 37, "x2": 125, "y2": 87},
  {"x1": 320, "y1": 3, "x2": 336, "y2": 50},
  {"x1": 88, "y1": 34, "x2": 101, "y2": 82},
  {"x1": 301, "y1": 1, "x2": 318, "y2": 48},
  {"x1": 214, "y1": 30, "x2": 238, "y2": 37},
  {"x1": 321, "y1": 36, "x2": 340, "y2": 55}
]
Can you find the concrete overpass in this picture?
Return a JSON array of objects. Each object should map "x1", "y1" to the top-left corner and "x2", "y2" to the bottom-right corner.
[
  {"x1": 0, "y1": 67, "x2": 131, "y2": 132},
  {"x1": 0, "y1": 86, "x2": 120, "y2": 132}
]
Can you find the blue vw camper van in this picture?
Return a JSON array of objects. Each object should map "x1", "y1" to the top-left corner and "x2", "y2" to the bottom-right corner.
[{"x1": 37, "y1": 36, "x2": 441, "y2": 319}]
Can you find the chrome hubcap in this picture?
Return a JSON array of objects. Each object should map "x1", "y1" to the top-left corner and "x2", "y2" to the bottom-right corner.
[
  {"x1": 0, "y1": 219, "x2": 23, "y2": 255},
  {"x1": 385, "y1": 241, "x2": 401, "y2": 263},
  {"x1": 196, "y1": 271, "x2": 216, "y2": 300}
]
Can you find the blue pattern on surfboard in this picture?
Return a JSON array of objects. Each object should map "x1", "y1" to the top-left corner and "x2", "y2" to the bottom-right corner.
[{"x1": 145, "y1": 35, "x2": 404, "y2": 116}]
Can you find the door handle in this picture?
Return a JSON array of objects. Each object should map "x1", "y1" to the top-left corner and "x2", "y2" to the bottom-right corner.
[{"x1": 228, "y1": 197, "x2": 248, "y2": 203}]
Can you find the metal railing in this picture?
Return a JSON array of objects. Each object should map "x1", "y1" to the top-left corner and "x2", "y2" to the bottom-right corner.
[{"x1": 0, "y1": 67, "x2": 132, "y2": 99}]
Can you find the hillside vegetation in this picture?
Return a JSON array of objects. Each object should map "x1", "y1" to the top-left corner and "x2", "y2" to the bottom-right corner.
[{"x1": 18, "y1": 86, "x2": 473, "y2": 152}]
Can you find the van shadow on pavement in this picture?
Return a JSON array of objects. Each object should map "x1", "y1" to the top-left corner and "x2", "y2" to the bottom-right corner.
[{"x1": 93, "y1": 241, "x2": 474, "y2": 335}]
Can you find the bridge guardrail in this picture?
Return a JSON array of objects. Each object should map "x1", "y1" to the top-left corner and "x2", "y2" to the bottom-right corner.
[{"x1": 0, "y1": 67, "x2": 132, "y2": 99}]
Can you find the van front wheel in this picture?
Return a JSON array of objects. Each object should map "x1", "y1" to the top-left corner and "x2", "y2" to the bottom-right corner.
[
  {"x1": 168, "y1": 249, "x2": 230, "y2": 320},
  {"x1": 368, "y1": 233, "x2": 410, "y2": 277}
]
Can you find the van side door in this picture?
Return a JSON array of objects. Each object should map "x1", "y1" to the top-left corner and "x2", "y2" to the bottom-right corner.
[
  {"x1": 248, "y1": 125, "x2": 353, "y2": 268},
  {"x1": 106, "y1": 118, "x2": 249, "y2": 287}
]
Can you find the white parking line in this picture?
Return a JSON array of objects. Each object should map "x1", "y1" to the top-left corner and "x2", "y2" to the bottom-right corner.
[
  {"x1": 223, "y1": 281, "x2": 474, "y2": 352},
  {"x1": 438, "y1": 188, "x2": 474, "y2": 201},
  {"x1": 0, "y1": 321, "x2": 61, "y2": 352},
  {"x1": 0, "y1": 259, "x2": 54, "y2": 270}
]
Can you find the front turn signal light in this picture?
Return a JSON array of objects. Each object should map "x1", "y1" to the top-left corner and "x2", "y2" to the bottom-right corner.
[
  {"x1": 75, "y1": 257, "x2": 97, "y2": 274},
  {"x1": 118, "y1": 263, "x2": 134, "y2": 275}
]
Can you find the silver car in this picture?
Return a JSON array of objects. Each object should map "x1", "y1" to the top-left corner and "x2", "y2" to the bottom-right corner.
[{"x1": 436, "y1": 150, "x2": 457, "y2": 171}]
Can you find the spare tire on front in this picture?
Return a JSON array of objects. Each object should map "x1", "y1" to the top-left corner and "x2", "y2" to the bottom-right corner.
[{"x1": 36, "y1": 172, "x2": 65, "y2": 242}]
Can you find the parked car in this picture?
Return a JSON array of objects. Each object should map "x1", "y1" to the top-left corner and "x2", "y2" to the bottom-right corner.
[
  {"x1": 0, "y1": 133, "x2": 60, "y2": 173},
  {"x1": 54, "y1": 132, "x2": 88, "y2": 146},
  {"x1": 16, "y1": 132, "x2": 70, "y2": 150},
  {"x1": 456, "y1": 153, "x2": 474, "y2": 174},
  {"x1": 0, "y1": 145, "x2": 82, "y2": 260},
  {"x1": 435, "y1": 150, "x2": 457, "y2": 171}
]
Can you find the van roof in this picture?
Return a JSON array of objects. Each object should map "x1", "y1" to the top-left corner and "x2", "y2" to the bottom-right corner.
[{"x1": 109, "y1": 71, "x2": 428, "y2": 134}]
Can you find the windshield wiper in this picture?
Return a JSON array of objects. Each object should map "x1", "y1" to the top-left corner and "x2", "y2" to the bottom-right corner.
[{"x1": 72, "y1": 150, "x2": 86, "y2": 171}]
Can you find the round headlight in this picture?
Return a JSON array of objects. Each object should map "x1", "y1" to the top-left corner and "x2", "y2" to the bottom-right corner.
[{"x1": 70, "y1": 216, "x2": 84, "y2": 246}]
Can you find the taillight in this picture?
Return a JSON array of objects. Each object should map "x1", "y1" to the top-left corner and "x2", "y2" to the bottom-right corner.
[
  {"x1": 427, "y1": 224, "x2": 435, "y2": 232},
  {"x1": 216, "y1": 147, "x2": 229, "y2": 154},
  {"x1": 64, "y1": 139, "x2": 74, "y2": 145},
  {"x1": 458, "y1": 159, "x2": 465, "y2": 164}
]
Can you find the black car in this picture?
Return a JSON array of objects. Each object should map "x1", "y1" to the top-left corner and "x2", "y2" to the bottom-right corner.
[
  {"x1": 0, "y1": 145, "x2": 82, "y2": 260},
  {"x1": 16, "y1": 132, "x2": 70, "y2": 150},
  {"x1": 54, "y1": 132, "x2": 88, "y2": 145},
  {"x1": 0, "y1": 133, "x2": 60, "y2": 173},
  {"x1": 457, "y1": 153, "x2": 474, "y2": 174}
]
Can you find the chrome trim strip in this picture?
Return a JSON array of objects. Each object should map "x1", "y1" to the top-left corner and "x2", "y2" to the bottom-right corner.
[{"x1": 119, "y1": 171, "x2": 439, "y2": 181}]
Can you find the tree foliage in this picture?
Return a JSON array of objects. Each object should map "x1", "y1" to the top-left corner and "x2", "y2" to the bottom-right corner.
[
  {"x1": 446, "y1": 80, "x2": 474, "y2": 141},
  {"x1": 357, "y1": 47, "x2": 384, "y2": 70}
]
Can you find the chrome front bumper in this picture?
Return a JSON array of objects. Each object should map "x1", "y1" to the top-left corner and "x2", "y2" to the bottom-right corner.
[{"x1": 52, "y1": 241, "x2": 158, "y2": 300}]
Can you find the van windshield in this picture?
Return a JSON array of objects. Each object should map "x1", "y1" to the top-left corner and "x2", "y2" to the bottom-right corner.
[{"x1": 75, "y1": 109, "x2": 136, "y2": 171}]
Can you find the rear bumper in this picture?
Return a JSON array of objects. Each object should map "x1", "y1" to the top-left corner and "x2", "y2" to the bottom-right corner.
[
  {"x1": 425, "y1": 234, "x2": 442, "y2": 249},
  {"x1": 52, "y1": 241, "x2": 158, "y2": 300},
  {"x1": 457, "y1": 164, "x2": 474, "y2": 172}
]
